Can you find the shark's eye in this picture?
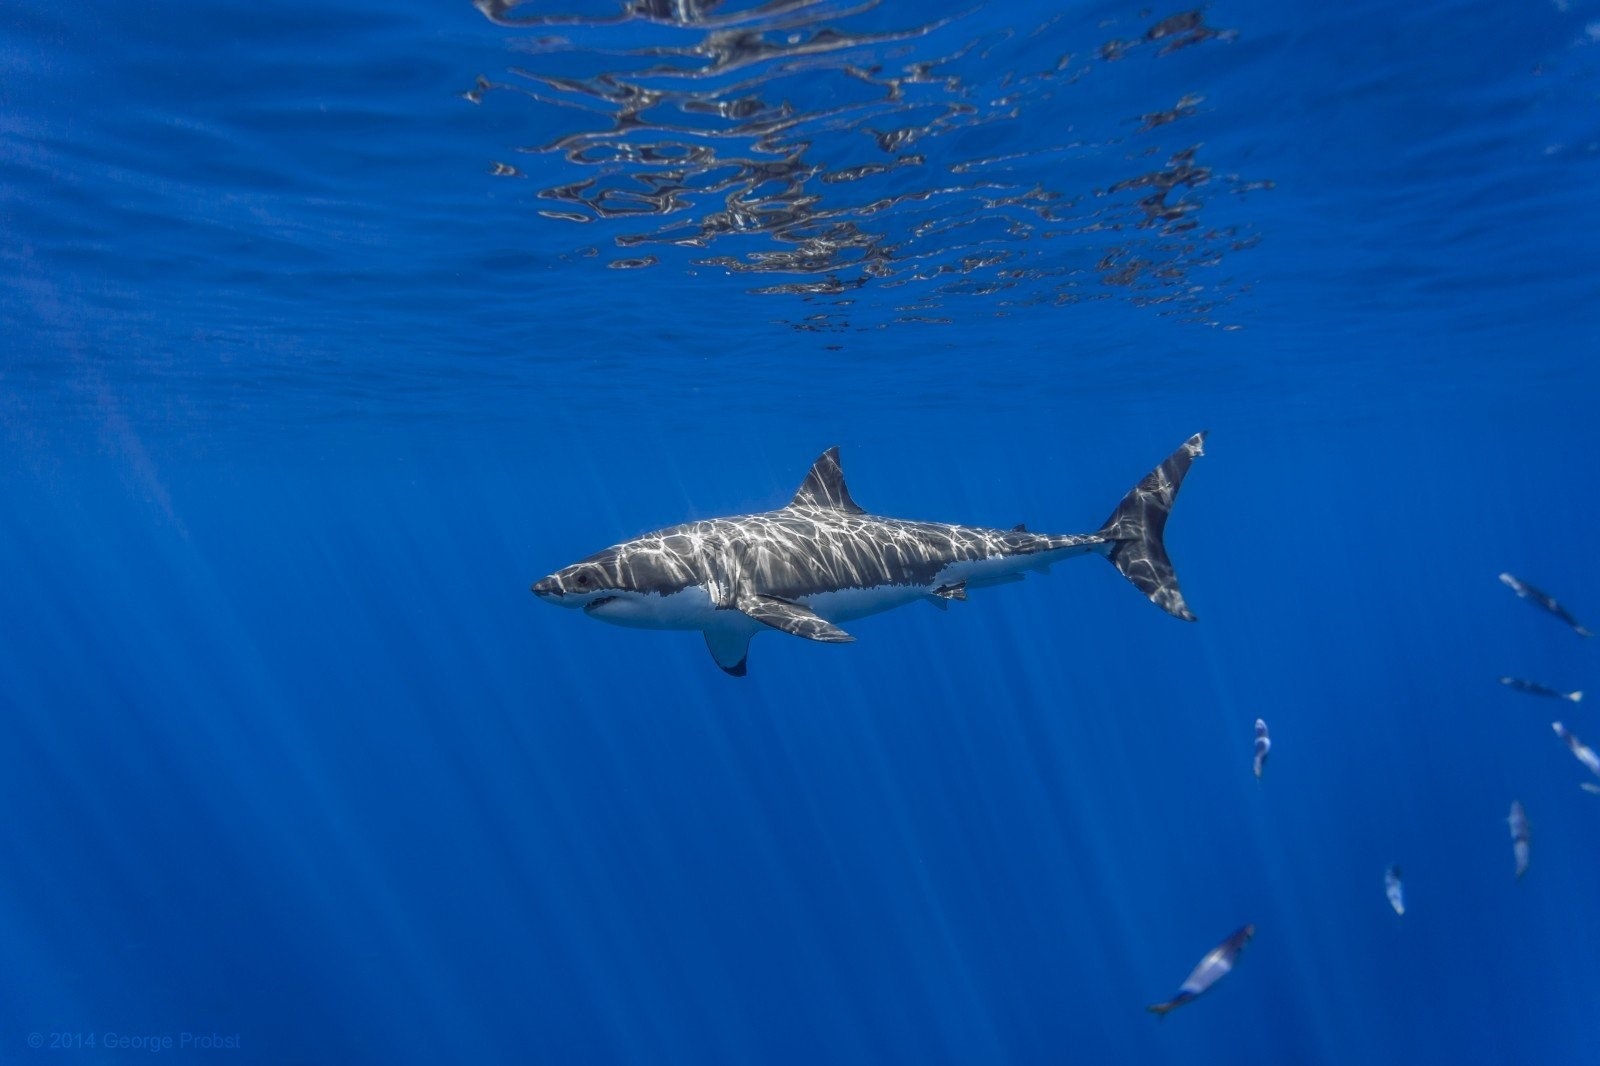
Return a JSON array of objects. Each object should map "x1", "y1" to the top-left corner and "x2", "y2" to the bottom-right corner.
[{"x1": 575, "y1": 573, "x2": 592, "y2": 588}]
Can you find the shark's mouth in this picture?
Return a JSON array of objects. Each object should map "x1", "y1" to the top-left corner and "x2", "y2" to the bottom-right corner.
[{"x1": 583, "y1": 596, "x2": 618, "y2": 613}]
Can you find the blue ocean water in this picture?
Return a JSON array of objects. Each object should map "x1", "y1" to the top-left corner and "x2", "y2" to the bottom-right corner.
[{"x1": 4, "y1": 0, "x2": 1600, "y2": 1061}]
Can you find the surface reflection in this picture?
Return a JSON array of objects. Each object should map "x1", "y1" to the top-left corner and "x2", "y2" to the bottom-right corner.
[{"x1": 470, "y1": 0, "x2": 1268, "y2": 323}]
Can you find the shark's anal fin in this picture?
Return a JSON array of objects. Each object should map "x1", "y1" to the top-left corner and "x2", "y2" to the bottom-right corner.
[
  {"x1": 737, "y1": 595, "x2": 854, "y2": 643},
  {"x1": 933, "y1": 581, "x2": 967, "y2": 601},
  {"x1": 704, "y1": 628, "x2": 752, "y2": 676}
]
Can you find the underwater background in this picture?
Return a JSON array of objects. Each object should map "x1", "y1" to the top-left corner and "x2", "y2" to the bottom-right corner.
[{"x1": 4, "y1": 0, "x2": 1600, "y2": 1061}]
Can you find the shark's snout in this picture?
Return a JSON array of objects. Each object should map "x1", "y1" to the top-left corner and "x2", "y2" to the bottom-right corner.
[{"x1": 531, "y1": 576, "x2": 564, "y2": 599}]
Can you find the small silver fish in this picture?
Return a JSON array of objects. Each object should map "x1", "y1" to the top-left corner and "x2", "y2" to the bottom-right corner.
[
  {"x1": 1385, "y1": 865, "x2": 1405, "y2": 916},
  {"x1": 1553, "y1": 721, "x2": 1600, "y2": 778},
  {"x1": 1147, "y1": 924, "x2": 1255, "y2": 1017},
  {"x1": 1508, "y1": 800, "x2": 1530, "y2": 879},
  {"x1": 1499, "y1": 572, "x2": 1592, "y2": 637},
  {"x1": 1501, "y1": 676, "x2": 1582, "y2": 703},
  {"x1": 1252, "y1": 719, "x2": 1270, "y2": 780}
]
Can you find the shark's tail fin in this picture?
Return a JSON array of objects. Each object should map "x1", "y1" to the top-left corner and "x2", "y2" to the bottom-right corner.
[{"x1": 1098, "y1": 431, "x2": 1206, "y2": 622}]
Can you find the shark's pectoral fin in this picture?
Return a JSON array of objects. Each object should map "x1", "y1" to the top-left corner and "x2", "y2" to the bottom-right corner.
[
  {"x1": 704, "y1": 627, "x2": 752, "y2": 676},
  {"x1": 737, "y1": 595, "x2": 854, "y2": 643}
]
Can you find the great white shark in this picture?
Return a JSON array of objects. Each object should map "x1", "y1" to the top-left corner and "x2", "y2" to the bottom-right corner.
[{"x1": 532, "y1": 431, "x2": 1206, "y2": 676}]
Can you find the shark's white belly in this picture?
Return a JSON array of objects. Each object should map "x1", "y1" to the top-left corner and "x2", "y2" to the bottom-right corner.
[
  {"x1": 802, "y1": 550, "x2": 1083, "y2": 622},
  {"x1": 800, "y1": 583, "x2": 929, "y2": 623},
  {"x1": 587, "y1": 544, "x2": 1097, "y2": 630}
]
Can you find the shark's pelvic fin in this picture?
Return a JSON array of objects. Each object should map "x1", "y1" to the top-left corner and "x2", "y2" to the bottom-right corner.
[
  {"x1": 1098, "y1": 431, "x2": 1206, "y2": 622},
  {"x1": 790, "y1": 447, "x2": 865, "y2": 513},
  {"x1": 704, "y1": 628, "x2": 752, "y2": 676},
  {"x1": 737, "y1": 594, "x2": 855, "y2": 643}
]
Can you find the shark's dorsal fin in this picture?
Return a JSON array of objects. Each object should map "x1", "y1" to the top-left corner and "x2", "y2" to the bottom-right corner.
[{"x1": 790, "y1": 448, "x2": 864, "y2": 514}]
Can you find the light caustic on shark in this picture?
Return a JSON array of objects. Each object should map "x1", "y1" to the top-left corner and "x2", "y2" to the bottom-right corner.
[{"x1": 532, "y1": 432, "x2": 1206, "y2": 675}]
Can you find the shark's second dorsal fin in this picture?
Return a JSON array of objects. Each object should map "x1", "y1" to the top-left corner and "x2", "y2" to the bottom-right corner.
[{"x1": 790, "y1": 447, "x2": 864, "y2": 513}]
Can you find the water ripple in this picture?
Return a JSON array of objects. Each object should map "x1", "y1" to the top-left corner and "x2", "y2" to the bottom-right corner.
[{"x1": 469, "y1": 0, "x2": 1267, "y2": 323}]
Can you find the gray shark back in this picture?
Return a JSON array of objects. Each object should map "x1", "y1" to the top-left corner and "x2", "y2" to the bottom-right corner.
[{"x1": 709, "y1": 509, "x2": 1103, "y2": 604}]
